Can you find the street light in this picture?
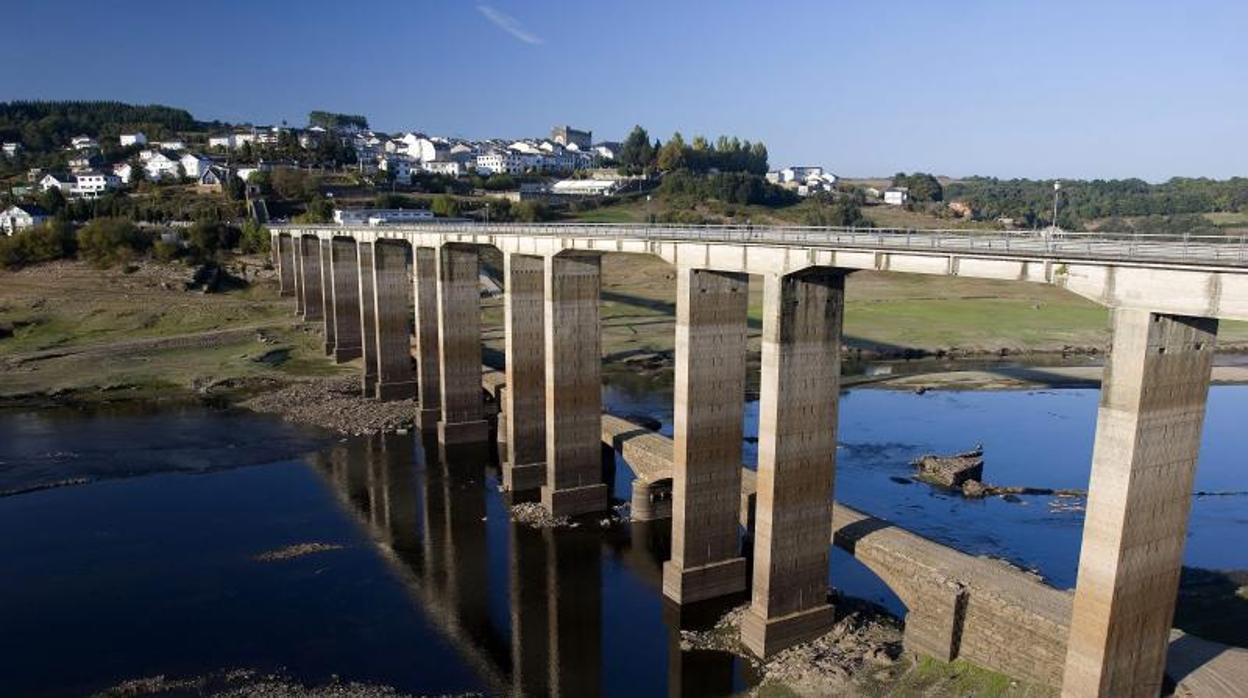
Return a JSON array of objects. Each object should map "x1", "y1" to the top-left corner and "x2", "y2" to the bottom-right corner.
[{"x1": 1052, "y1": 180, "x2": 1062, "y2": 232}]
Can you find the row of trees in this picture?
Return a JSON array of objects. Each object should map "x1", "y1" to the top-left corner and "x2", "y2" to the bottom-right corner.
[
  {"x1": 0, "y1": 101, "x2": 199, "y2": 153},
  {"x1": 616, "y1": 126, "x2": 770, "y2": 176},
  {"x1": 658, "y1": 169, "x2": 797, "y2": 207},
  {"x1": 1, "y1": 217, "x2": 270, "y2": 270},
  {"x1": 945, "y1": 177, "x2": 1248, "y2": 227}
]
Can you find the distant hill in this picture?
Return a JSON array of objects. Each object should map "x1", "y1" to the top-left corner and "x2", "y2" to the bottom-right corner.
[{"x1": 0, "y1": 100, "x2": 209, "y2": 152}]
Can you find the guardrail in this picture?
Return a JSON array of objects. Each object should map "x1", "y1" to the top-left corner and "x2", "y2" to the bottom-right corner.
[{"x1": 272, "y1": 222, "x2": 1248, "y2": 268}]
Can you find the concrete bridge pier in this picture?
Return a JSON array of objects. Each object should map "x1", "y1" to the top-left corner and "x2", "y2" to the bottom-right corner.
[
  {"x1": 292, "y1": 236, "x2": 305, "y2": 315},
  {"x1": 741, "y1": 269, "x2": 846, "y2": 658},
  {"x1": 663, "y1": 267, "x2": 750, "y2": 604},
  {"x1": 299, "y1": 236, "x2": 323, "y2": 322},
  {"x1": 1062, "y1": 309, "x2": 1218, "y2": 698},
  {"x1": 319, "y1": 238, "x2": 335, "y2": 356},
  {"x1": 541, "y1": 252, "x2": 609, "y2": 517},
  {"x1": 413, "y1": 246, "x2": 442, "y2": 431},
  {"x1": 371, "y1": 240, "x2": 417, "y2": 400},
  {"x1": 276, "y1": 233, "x2": 295, "y2": 297},
  {"x1": 329, "y1": 237, "x2": 363, "y2": 363},
  {"x1": 435, "y1": 244, "x2": 489, "y2": 446},
  {"x1": 357, "y1": 242, "x2": 379, "y2": 398},
  {"x1": 503, "y1": 252, "x2": 546, "y2": 491}
]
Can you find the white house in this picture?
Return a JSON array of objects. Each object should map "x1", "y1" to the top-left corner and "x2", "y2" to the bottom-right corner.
[
  {"x1": 208, "y1": 135, "x2": 235, "y2": 150},
  {"x1": 2, "y1": 142, "x2": 21, "y2": 157},
  {"x1": 402, "y1": 134, "x2": 448, "y2": 164},
  {"x1": 70, "y1": 171, "x2": 121, "y2": 198},
  {"x1": 1, "y1": 204, "x2": 49, "y2": 234},
  {"x1": 113, "y1": 162, "x2": 134, "y2": 184},
  {"x1": 71, "y1": 135, "x2": 98, "y2": 150},
  {"x1": 333, "y1": 208, "x2": 433, "y2": 226},
  {"x1": 377, "y1": 154, "x2": 413, "y2": 184},
  {"x1": 68, "y1": 153, "x2": 101, "y2": 172},
  {"x1": 158, "y1": 140, "x2": 187, "y2": 151},
  {"x1": 423, "y1": 160, "x2": 464, "y2": 177},
  {"x1": 883, "y1": 187, "x2": 909, "y2": 205},
  {"x1": 474, "y1": 150, "x2": 524, "y2": 176},
  {"x1": 39, "y1": 173, "x2": 74, "y2": 194},
  {"x1": 143, "y1": 151, "x2": 182, "y2": 180},
  {"x1": 119, "y1": 133, "x2": 147, "y2": 147},
  {"x1": 592, "y1": 142, "x2": 621, "y2": 162},
  {"x1": 550, "y1": 178, "x2": 622, "y2": 196},
  {"x1": 179, "y1": 153, "x2": 213, "y2": 179},
  {"x1": 508, "y1": 140, "x2": 544, "y2": 156}
]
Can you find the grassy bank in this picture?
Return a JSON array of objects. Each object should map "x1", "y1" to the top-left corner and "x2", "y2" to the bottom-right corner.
[{"x1": 0, "y1": 259, "x2": 349, "y2": 406}]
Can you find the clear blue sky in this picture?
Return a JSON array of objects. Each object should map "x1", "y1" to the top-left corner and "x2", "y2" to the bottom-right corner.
[{"x1": 4, "y1": 0, "x2": 1245, "y2": 181}]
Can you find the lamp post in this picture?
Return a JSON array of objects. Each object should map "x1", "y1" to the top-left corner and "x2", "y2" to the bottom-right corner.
[{"x1": 1052, "y1": 180, "x2": 1061, "y2": 231}]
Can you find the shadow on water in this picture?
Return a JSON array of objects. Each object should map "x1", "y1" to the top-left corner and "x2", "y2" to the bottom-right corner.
[{"x1": 310, "y1": 430, "x2": 751, "y2": 697}]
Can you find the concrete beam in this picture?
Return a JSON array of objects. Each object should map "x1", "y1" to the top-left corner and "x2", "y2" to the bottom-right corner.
[
  {"x1": 541, "y1": 252, "x2": 609, "y2": 517},
  {"x1": 1062, "y1": 309, "x2": 1218, "y2": 697},
  {"x1": 319, "y1": 238, "x2": 335, "y2": 356},
  {"x1": 358, "y1": 242, "x2": 378, "y2": 398},
  {"x1": 436, "y1": 244, "x2": 488, "y2": 445},
  {"x1": 663, "y1": 268, "x2": 750, "y2": 604},
  {"x1": 276, "y1": 233, "x2": 295, "y2": 297},
  {"x1": 742, "y1": 269, "x2": 846, "y2": 658},
  {"x1": 299, "y1": 236, "x2": 323, "y2": 321},
  {"x1": 503, "y1": 252, "x2": 546, "y2": 491},
  {"x1": 372, "y1": 240, "x2": 417, "y2": 401},
  {"x1": 413, "y1": 246, "x2": 441, "y2": 431},
  {"x1": 330, "y1": 237, "x2": 363, "y2": 363}
]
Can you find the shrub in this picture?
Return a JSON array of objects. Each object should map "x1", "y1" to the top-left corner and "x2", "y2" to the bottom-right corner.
[
  {"x1": 77, "y1": 218, "x2": 151, "y2": 266},
  {"x1": 238, "y1": 220, "x2": 271, "y2": 254},
  {"x1": 0, "y1": 219, "x2": 77, "y2": 269}
]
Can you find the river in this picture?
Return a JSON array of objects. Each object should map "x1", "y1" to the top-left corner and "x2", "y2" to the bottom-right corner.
[{"x1": 2, "y1": 381, "x2": 1246, "y2": 696}]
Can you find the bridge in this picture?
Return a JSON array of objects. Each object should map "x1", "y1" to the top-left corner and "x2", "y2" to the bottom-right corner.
[{"x1": 272, "y1": 221, "x2": 1248, "y2": 697}]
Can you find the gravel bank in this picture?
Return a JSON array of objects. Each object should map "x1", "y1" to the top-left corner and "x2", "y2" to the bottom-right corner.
[{"x1": 240, "y1": 376, "x2": 417, "y2": 435}]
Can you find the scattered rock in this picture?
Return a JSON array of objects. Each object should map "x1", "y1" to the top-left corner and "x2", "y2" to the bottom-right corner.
[
  {"x1": 510, "y1": 502, "x2": 570, "y2": 529},
  {"x1": 962, "y1": 479, "x2": 987, "y2": 497},
  {"x1": 253, "y1": 542, "x2": 345, "y2": 562},
  {"x1": 912, "y1": 445, "x2": 984, "y2": 487}
]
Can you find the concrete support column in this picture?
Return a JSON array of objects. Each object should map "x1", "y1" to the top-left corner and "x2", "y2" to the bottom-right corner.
[
  {"x1": 373, "y1": 240, "x2": 417, "y2": 400},
  {"x1": 663, "y1": 268, "x2": 750, "y2": 604},
  {"x1": 541, "y1": 253, "x2": 608, "y2": 517},
  {"x1": 292, "y1": 236, "x2": 305, "y2": 315},
  {"x1": 330, "y1": 237, "x2": 363, "y2": 363},
  {"x1": 299, "y1": 236, "x2": 323, "y2": 321},
  {"x1": 276, "y1": 234, "x2": 294, "y2": 296},
  {"x1": 1062, "y1": 309, "x2": 1218, "y2": 698},
  {"x1": 741, "y1": 269, "x2": 845, "y2": 658},
  {"x1": 319, "y1": 238, "x2": 335, "y2": 355},
  {"x1": 413, "y1": 247, "x2": 441, "y2": 431},
  {"x1": 358, "y1": 242, "x2": 379, "y2": 398},
  {"x1": 503, "y1": 253, "x2": 546, "y2": 491},
  {"x1": 435, "y1": 244, "x2": 488, "y2": 445}
]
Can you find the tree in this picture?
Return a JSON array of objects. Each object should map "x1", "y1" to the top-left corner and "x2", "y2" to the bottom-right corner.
[
  {"x1": 618, "y1": 125, "x2": 655, "y2": 174},
  {"x1": 892, "y1": 172, "x2": 943, "y2": 202},
  {"x1": 38, "y1": 186, "x2": 66, "y2": 216},
  {"x1": 432, "y1": 195, "x2": 460, "y2": 218},
  {"x1": 656, "y1": 132, "x2": 687, "y2": 172}
]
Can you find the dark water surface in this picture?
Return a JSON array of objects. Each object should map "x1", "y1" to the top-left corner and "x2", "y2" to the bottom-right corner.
[{"x1": 2, "y1": 381, "x2": 1247, "y2": 696}]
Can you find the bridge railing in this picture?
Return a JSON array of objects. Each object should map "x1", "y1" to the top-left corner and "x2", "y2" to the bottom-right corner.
[{"x1": 272, "y1": 222, "x2": 1248, "y2": 267}]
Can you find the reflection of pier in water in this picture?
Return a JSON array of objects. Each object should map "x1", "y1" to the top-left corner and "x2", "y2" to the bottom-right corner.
[{"x1": 312, "y1": 433, "x2": 741, "y2": 697}]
